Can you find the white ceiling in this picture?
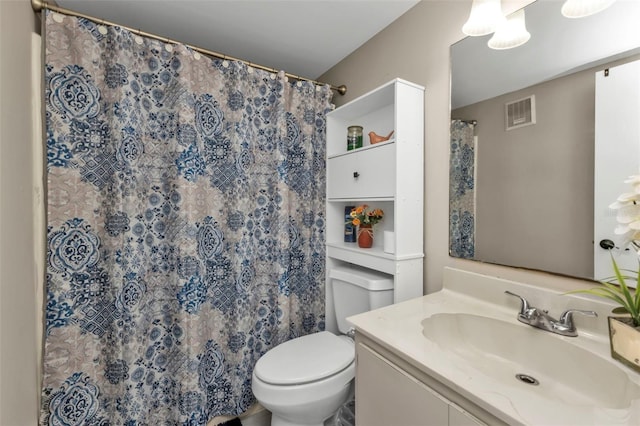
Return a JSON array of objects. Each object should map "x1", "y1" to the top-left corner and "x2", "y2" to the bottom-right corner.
[{"x1": 55, "y1": 0, "x2": 420, "y2": 81}]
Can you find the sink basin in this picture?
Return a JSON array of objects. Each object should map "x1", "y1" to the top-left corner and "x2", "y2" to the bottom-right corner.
[{"x1": 421, "y1": 313, "x2": 640, "y2": 409}]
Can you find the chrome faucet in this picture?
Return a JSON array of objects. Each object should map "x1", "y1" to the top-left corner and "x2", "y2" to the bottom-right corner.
[{"x1": 504, "y1": 291, "x2": 597, "y2": 337}]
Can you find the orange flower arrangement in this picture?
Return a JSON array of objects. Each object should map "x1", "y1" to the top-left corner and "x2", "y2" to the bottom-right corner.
[{"x1": 346, "y1": 204, "x2": 384, "y2": 226}]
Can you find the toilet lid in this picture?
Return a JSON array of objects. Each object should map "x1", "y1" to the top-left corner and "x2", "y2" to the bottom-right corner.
[{"x1": 254, "y1": 331, "x2": 354, "y2": 385}]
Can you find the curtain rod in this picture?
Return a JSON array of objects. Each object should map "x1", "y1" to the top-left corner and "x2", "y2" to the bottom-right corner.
[{"x1": 31, "y1": 0, "x2": 347, "y2": 96}]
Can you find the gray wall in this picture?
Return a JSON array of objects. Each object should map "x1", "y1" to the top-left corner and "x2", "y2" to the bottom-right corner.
[{"x1": 0, "y1": 0, "x2": 40, "y2": 424}]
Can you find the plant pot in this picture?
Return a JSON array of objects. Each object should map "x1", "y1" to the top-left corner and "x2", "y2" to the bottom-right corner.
[
  {"x1": 357, "y1": 224, "x2": 373, "y2": 248},
  {"x1": 608, "y1": 316, "x2": 640, "y2": 373}
]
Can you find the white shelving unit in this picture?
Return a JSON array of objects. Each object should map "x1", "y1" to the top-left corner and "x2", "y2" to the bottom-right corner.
[{"x1": 325, "y1": 78, "x2": 425, "y2": 333}]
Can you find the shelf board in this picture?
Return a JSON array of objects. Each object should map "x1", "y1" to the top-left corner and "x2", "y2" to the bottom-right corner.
[
  {"x1": 327, "y1": 197, "x2": 394, "y2": 203},
  {"x1": 327, "y1": 139, "x2": 395, "y2": 160},
  {"x1": 328, "y1": 241, "x2": 393, "y2": 259},
  {"x1": 327, "y1": 242, "x2": 424, "y2": 275}
]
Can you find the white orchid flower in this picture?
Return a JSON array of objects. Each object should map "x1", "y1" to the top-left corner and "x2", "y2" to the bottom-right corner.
[
  {"x1": 621, "y1": 175, "x2": 640, "y2": 197},
  {"x1": 614, "y1": 204, "x2": 640, "y2": 224},
  {"x1": 610, "y1": 192, "x2": 640, "y2": 207},
  {"x1": 610, "y1": 175, "x2": 640, "y2": 254}
]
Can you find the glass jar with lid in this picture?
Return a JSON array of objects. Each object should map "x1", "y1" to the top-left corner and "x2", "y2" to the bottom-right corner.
[{"x1": 347, "y1": 125, "x2": 363, "y2": 151}]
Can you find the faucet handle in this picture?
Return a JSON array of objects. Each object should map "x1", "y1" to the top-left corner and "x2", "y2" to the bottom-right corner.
[
  {"x1": 558, "y1": 309, "x2": 598, "y2": 328},
  {"x1": 504, "y1": 291, "x2": 532, "y2": 316}
]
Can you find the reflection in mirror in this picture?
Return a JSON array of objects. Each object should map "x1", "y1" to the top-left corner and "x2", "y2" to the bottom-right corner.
[{"x1": 449, "y1": 0, "x2": 640, "y2": 281}]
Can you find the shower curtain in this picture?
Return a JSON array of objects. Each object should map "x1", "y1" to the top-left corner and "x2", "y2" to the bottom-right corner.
[
  {"x1": 42, "y1": 11, "x2": 331, "y2": 424},
  {"x1": 449, "y1": 119, "x2": 476, "y2": 259}
]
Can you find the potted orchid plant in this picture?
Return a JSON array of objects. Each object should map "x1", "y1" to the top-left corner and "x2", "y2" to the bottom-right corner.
[{"x1": 571, "y1": 175, "x2": 640, "y2": 372}]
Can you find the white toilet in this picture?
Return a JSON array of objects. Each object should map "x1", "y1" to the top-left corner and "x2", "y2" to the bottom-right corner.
[{"x1": 251, "y1": 265, "x2": 394, "y2": 426}]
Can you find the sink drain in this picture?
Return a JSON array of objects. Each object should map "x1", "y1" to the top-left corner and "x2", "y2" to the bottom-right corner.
[{"x1": 515, "y1": 374, "x2": 539, "y2": 386}]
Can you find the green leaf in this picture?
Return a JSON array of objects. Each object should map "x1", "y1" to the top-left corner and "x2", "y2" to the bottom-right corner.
[
  {"x1": 566, "y1": 253, "x2": 640, "y2": 325},
  {"x1": 610, "y1": 254, "x2": 639, "y2": 319},
  {"x1": 635, "y1": 260, "x2": 640, "y2": 308},
  {"x1": 612, "y1": 306, "x2": 630, "y2": 315}
]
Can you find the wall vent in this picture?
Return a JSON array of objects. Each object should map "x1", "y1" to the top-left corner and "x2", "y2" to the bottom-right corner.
[{"x1": 505, "y1": 95, "x2": 536, "y2": 131}]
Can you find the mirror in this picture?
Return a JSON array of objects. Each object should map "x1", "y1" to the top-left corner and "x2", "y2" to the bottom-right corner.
[{"x1": 449, "y1": 0, "x2": 640, "y2": 280}]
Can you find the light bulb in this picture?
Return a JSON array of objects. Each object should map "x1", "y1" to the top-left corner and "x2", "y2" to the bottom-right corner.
[
  {"x1": 561, "y1": 0, "x2": 616, "y2": 18},
  {"x1": 462, "y1": 0, "x2": 506, "y2": 37},
  {"x1": 488, "y1": 9, "x2": 531, "y2": 50}
]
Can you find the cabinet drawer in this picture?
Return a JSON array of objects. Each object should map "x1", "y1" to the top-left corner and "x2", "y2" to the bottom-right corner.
[{"x1": 327, "y1": 144, "x2": 396, "y2": 199}]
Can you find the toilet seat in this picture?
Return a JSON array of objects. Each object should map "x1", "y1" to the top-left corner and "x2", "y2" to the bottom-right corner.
[{"x1": 254, "y1": 331, "x2": 354, "y2": 385}]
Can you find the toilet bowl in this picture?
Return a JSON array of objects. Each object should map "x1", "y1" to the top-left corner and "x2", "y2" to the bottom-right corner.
[
  {"x1": 252, "y1": 332, "x2": 355, "y2": 426},
  {"x1": 251, "y1": 265, "x2": 394, "y2": 426}
]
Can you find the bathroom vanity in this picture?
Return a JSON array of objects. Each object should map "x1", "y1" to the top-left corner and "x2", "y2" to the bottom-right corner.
[
  {"x1": 355, "y1": 335, "x2": 494, "y2": 425},
  {"x1": 348, "y1": 267, "x2": 640, "y2": 426}
]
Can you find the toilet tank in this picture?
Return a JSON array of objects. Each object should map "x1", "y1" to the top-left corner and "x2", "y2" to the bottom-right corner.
[{"x1": 330, "y1": 265, "x2": 394, "y2": 334}]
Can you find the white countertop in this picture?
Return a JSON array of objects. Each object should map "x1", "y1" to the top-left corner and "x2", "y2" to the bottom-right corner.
[{"x1": 347, "y1": 267, "x2": 640, "y2": 425}]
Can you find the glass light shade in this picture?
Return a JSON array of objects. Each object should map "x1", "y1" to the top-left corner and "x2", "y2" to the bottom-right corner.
[
  {"x1": 488, "y1": 9, "x2": 531, "y2": 50},
  {"x1": 561, "y1": 0, "x2": 616, "y2": 18},
  {"x1": 462, "y1": 0, "x2": 506, "y2": 37}
]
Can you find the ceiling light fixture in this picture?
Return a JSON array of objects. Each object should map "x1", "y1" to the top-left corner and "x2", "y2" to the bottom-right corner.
[
  {"x1": 488, "y1": 9, "x2": 531, "y2": 50},
  {"x1": 462, "y1": 0, "x2": 616, "y2": 50},
  {"x1": 561, "y1": 0, "x2": 616, "y2": 18},
  {"x1": 462, "y1": 0, "x2": 505, "y2": 37}
]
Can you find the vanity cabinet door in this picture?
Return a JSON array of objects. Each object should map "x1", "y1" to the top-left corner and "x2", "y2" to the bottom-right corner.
[
  {"x1": 356, "y1": 343, "x2": 449, "y2": 426},
  {"x1": 449, "y1": 404, "x2": 486, "y2": 426},
  {"x1": 327, "y1": 143, "x2": 396, "y2": 199}
]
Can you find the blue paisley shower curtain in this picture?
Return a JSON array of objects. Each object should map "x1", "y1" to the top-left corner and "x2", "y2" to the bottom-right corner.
[
  {"x1": 449, "y1": 119, "x2": 476, "y2": 259},
  {"x1": 42, "y1": 11, "x2": 331, "y2": 424}
]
